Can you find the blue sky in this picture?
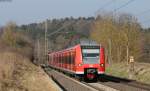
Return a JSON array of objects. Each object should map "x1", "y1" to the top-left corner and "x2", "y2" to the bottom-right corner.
[{"x1": 0, "y1": 0, "x2": 150, "y2": 28}]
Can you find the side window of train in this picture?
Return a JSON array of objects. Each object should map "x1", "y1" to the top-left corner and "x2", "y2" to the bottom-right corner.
[
  {"x1": 53, "y1": 55, "x2": 54, "y2": 62},
  {"x1": 72, "y1": 52, "x2": 75, "y2": 64},
  {"x1": 56, "y1": 54, "x2": 58, "y2": 62},
  {"x1": 55, "y1": 55, "x2": 57, "y2": 63},
  {"x1": 60, "y1": 54, "x2": 61, "y2": 63},
  {"x1": 53, "y1": 55, "x2": 55, "y2": 62},
  {"x1": 68, "y1": 53, "x2": 70, "y2": 64},
  {"x1": 57, "y1": 54, "x2": 59, "y2": 63},
  {"x1": 67, "y1": 53, "x2": 69, "y2": 64},
  {"x1": 69, "y1": 53, "x2": 71, "y2": 64},
  {"x1": 53, "y1": 55, "x2": 55, "y2": 61},
  {"x1": 63, "y1": 54, "x2": 65, "y2": 63},
  {"x1": 57, "y1": 54, "x2": 58, "y2": 62},
  {"x1": 51, "y1": 55, "x2": 53, "y2": 62},
  {"x1": 55, "y1": 55, "x2": 56, "y2": 62},
  {"x1": 59, "y1": 54, "x2": 60, "y2": 62},
  {"x1": 69, "y1": 52, "x2": 71, "y2": 64},
  {"x1": 60, "y1": 54, "x2": 62, "y2": 63},
  {"x1": 62, "y1": 54, "x2": 64, "y2": 63},
  {"x1": 69, "y1": 52, "x2": 72, "y2": 64},
  {"x1": 65, "y1": 53, "x2": 67, "y2": 64},
  {"x1": 58, "y1": 54, "x2": 60, "y2": 63}
]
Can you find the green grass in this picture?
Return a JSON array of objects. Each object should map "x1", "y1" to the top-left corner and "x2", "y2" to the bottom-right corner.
[
  {"x1": 106, "y1": 63, "x2": 128, "y2": 78},
  {"x1": 105, "y1": 62, "x2": 150, "y2": 84},
  {"x1": 136, "y1": 70, "x2": 150, "y2": 84}
]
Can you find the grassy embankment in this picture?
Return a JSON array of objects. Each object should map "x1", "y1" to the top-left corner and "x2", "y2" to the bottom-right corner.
[
  {"x1": 0, "y1": 23, "x2": 60, "y2": 91},
  {"x1": 0, "y1": 51, "x2": 60, "y2": 91},
  {"x1": 106, "y1": 62, "x2": 150, "y2": 84}
]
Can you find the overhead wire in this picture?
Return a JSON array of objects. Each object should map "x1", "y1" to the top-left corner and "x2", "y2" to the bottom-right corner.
[
  {"x1": 95, "y1": 0, "x2": 115, "y2": 15},
  {"x1": 136, "y1": 9, "x2": 150, "y2": 17},
  {"x1": 97, "y1": 0, "x2": 114, "y2": 11},
  {"x1": 95, "y1": 0, "x2": 136, "y2": 16},
  {"x1": 95, "y1": 0, "x2": 149, "y2": 27},
  {"x1": 114, "y1": 0, "x2": 135, "y2": 12},
  {"x1": 135, "y1": 9, "x2": 150, "y2": 25},
  {"x1": 47, "y1": 0, "x2": 120, "y2": 37}
]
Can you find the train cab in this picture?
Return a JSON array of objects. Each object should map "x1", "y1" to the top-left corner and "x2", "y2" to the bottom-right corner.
[{"x1": 74, "y1": 41, "x2": 105, "y2": 80}]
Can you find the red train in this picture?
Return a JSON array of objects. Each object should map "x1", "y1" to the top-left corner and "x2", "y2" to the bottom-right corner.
[{"x1": 48, "y1": 41, "x2": 105, "y2": 80}]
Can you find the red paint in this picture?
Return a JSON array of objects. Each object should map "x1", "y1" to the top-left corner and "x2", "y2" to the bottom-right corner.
[
  {"x1": 48, "y1": 44, "x2": 105, "y2": 76},
  {"x1": 87, "y1": 73, "x2": 95, "y2": 79}
]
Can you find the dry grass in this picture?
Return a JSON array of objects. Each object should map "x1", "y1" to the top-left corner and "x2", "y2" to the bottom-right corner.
[
  {"x1": 0, "y1": 52, "x2": 16, "y2": 91},
  {"x1": 0, "y1": 52, "x2": 60, "y2": 91},
  {"x1": 106, "y1": 62, "x2": 150, "y2": 84}
]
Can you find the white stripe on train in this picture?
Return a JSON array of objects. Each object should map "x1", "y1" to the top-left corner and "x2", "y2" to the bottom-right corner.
[{"x1": 49, "y1": 64, "x2": 104, "y2": 75}]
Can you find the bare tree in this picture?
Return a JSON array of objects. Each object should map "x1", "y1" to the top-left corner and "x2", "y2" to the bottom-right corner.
[{"x1": 91, "y1": 13, "x2": 142, "y2": 64}]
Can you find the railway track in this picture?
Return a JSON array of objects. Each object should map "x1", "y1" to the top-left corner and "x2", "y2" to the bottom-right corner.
[
  {"x1": 98, "y1": 75, "x2": 150, "y2": 91},
  {"x1": 42, "y1": 66, "x2": 150, "y2": 91},
  {"x1": 43, "y1": 66, "x2": 102, "y2": 91}
]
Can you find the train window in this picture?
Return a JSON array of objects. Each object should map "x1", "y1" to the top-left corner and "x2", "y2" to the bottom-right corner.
[
  {"x1": 59, "y1": 54, "x2": 61, "y2": 61},
  {"x1": 52, "y1": 55, "x2": 53, "y2": 63},
  {"x1": 58, "y1": 54, "x2": 60, "y2": 62},
  {"x1": 61, "y1": 54, "x2": 63, "y2": 63},
  {"x1": 57, "y1": 55, "x2": 58, "y2": 62},
  {"x1": 57, "y1": 54, "x2": 59, "y2": 63},
  {"x1": 82, "y1": 46, "x2": 100, "y2": 64},
  {"x1": 50, "y1": 55, "x2": 52, "y2": 61},
  {"x1": 70, "y1": 53, "x2": 72, "y2": 64},
  {"x1": 71, "y1": 52, "x2": 75, "y2": 64},
  {"x1": 68, "y1": 53, "x2": 70, "y2": 64},
  {"x1": 67, "y1": 54, "x2": 69, "y2": 64},
  {"x1": 72, "y1": 52, "x2": 75, "y2": 64},
  {"x1": 55, "y1": 55, "x2": 57, "y2": 63},
  {"x1": 59, "y1": 54, "x2": 60, "y2": 62},
  {"x1": 60, "y1": 54, "x2": 62, "y2": 63},
  {"x1": 65, "y1": 54, "x2": 67, "y2": 64},
  {"x1": 54, "y1": 55, "x2": 55, "y2": 61},
  {"x1": 69, "y1": 53, "x2": 71, "y2": 64},
  {"x1": 62, "y1": 54, "x2": 65, "y2": 63}
]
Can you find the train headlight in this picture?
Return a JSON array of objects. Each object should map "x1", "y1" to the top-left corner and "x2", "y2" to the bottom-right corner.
[
  {"x1": 100, "y1": 63, "x2": 104, "y2": 67},
  {"x1": 78, "y1": 63, "x2": 82, "y2": 66}
]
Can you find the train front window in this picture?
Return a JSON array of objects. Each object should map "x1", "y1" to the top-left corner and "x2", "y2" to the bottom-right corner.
[{"x1": 81, "y1": 46, "x2": 100, "y2": 64}]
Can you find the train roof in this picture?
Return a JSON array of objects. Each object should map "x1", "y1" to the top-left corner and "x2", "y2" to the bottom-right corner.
[
  {"x1": 48, "y1": 39, "x2": 100, "y2": 55},
  {"x1": 79, "y1": 39, "x2": 99, "y2": 46}
]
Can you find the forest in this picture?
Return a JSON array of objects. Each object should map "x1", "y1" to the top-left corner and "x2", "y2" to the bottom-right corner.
[{"x1": 1, "y1": 13, "x2": 150, "y2": 64}]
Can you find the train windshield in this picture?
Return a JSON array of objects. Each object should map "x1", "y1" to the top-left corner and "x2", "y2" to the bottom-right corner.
[{"x1": 81, "y1": 46, "x2": 100, "y2": 64}]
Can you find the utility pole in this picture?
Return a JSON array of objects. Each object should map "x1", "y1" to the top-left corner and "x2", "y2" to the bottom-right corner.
[
  {"x1": 127, "y1": 44, "x2": 129, "y2": 64},
  {"x1": 37, "y1": 39, "x2": 40, "y2": 64},
  {"x1": 108, "y1": 39, "x2": 112, "y2": 65},
  {"x1": 45, "y1": 20, "x2": 48, "y2": 65}
]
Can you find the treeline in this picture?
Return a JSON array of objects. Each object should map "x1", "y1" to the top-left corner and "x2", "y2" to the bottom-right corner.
[
  {"x1": 2, "y1": 14, "x2": 149, "y2": 64},
  {"x1": 18, "y1": 17, "x2": 95, "y2": 40},
  {"x1": 16, "y1": 17, "x2": 97, "y2": 64}
]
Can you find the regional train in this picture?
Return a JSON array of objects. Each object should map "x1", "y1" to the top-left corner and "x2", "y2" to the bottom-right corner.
[{"x1": 48, "y1": 40, "x2": 105, "y2": 81}]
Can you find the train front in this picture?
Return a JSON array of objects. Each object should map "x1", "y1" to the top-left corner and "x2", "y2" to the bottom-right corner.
[{"x1": 75, "y1": 43, "x2": 105, "y2": 81}]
